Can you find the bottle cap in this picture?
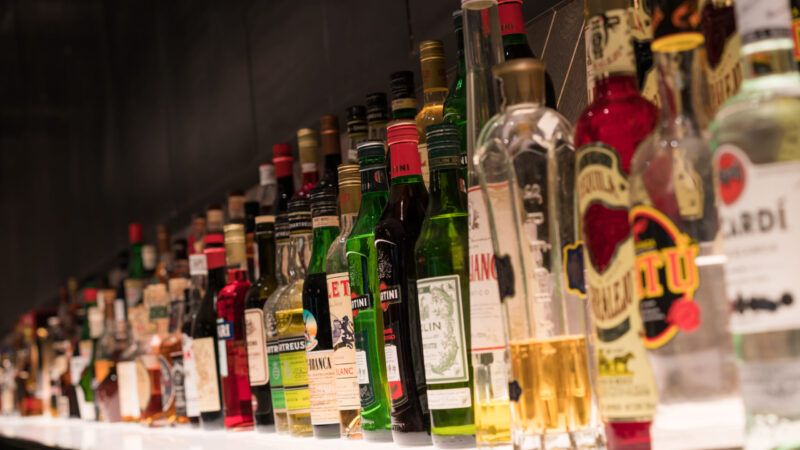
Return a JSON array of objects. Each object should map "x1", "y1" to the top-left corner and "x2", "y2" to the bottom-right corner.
[
  {"x1": 498, "y1": 0, "x2": 525, "y2": 37},
  {"x1": 390, "y1": 71, "x2": 417, "y2": 111},
  {"x1": 83, "y1": 288, "x2": 98, "y2": 304},
  {"x1": 357, "y1": 140, "x2": 387, "y2": 161},
  {"x1": 366, "y1": 93, "x2": 389, "y2": 122},
  {"x1": 309, "y1": 186, "x2": 339, "y2": 219},
  {"x1": 387, "y1": 120, "x2": 419, "y2": 146},
  {"x1": 128, "y1": 223, "x2": 143, "y2": 244},
  {"x1": 288, "y1": 199, "x2": 312, "y2": 232},
  {"x1": 297, "y1": 128, "x2": 318, "y2": 165},
  {"x1": 204, "y1": 248, "x2": 226, "y2": 270},
  {"x1": 275, "y1": 213, "x2": 291, "y2": 241},
  {"x1": 492, "y1": 58, "x2": 545, "y2": 106},
  {"x1": 272, "y1": 143, "x2": 294, "y2": 179},
  {"x1": 420, "y1": 41, "x2": 447, "y2": 90},
  {"x1": 337, "y1": 164, "x2": 361, "y2": 188},
  {"x1": 420, "y1": 40, "x2": 445, "y2": 61},
  {"x1": 426, "y1": 123, "x2": 461, "y2": 160},
  {"x1": 320, "y1": 115, "x2": 341, "y2": 156}
]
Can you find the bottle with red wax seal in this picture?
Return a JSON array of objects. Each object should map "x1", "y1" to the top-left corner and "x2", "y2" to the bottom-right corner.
[
  {"x1": 215, "y1": 268, "x2": 254, "y2": 430},
  {"x1": 574, "y1": 0, "x2": 659, "y2": 448},
  {"x1": 374, "y1": 120, "x2": 431, "y2": 445}
]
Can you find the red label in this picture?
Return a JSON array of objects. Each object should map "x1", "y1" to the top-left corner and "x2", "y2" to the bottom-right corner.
[
  {"x1": 499, "y1": 1, "x2": 526, "y2": 36},
  {"x1": 389, "y1": 142, "x2": 422, "y2": 179},
  {"x1": 716, "y1": 150, "x2": 746, "y2": 206}
]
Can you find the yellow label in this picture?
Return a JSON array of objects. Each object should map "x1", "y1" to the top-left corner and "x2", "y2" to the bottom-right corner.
[{"x1": 279, "y1": 336, "x2": 310, "y2": 413}]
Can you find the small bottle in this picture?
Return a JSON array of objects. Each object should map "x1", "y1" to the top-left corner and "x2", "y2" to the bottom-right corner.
[
  {"x1": 94, "y1": 289, "x2": 124, "y2": 423},
  {"x1": 272, "y1": 143, "x2": 297, "y2": 215},
  {"x1": 245, "y1": 200, "x2": 261, "y2": 281},
  {"x1": 183, "y1": 253, "x2": 204, "y2": 427},
  {"x1": 154, "y1": 224, "x2": 173, "y2": 284},
  {"x1": 345, "y1": 106, "x2": 368, "y2": 163},
  {"x1": 141, "y1": 284, "x2": 170, "y2": 427},
  {"x1": 296, "y1": 128, "x2": 321, "y2": 199},
  {"x1": 366, "y1": 93, "x2": 390, "y2": 143},
  {"x1": 128, "y1": 223, "x2": 145, "y2": 281},
  {"x1": 416, "y1": 40, "x2": 448, "y2": 188},
  {"x1": 76, "y1": 288, "x2": 99, "y2": 421},
  {"x1": 118, "y1": 286, "x2": 146, "y2": 423}
]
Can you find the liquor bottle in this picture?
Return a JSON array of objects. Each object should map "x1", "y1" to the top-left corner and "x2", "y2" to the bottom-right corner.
[
  {"x1": 224, "y1": 224, "x2": 248, "y2": 273},
  {"x1": 443, "y1": 10, "x2": 469, "y2": 184},
  {"x1": 245, "y1": 200, "x2": 261, "y2": 281},
  {"x1": 297, "y1": 129, "x2": 321, "y2": 199},
  {"x1": 325, "y1": 164, "x2": 363, "y2": 439},
  {"x1": 416, "y1": 40, "x2": 448, "y2": 189},
  {"x1": 17, "y1": 313, "x2": 43, "y2": 416},
  {"x1": 366, "y1": 93, "x2": 390, "y2": 142},
  {"x1": 188, "y1": 214, "x2": 207, "y2": 255},
  {"x1": 629, "y1": 32, "x2": 744, "y2": 448},
  {"x1": 346, "y1": 141, "x2": 392, "y2": 441},
  {"x1": 94, "y1": 289, "x2": 124, "y2": 423},
  {"x1": 375, "y1": 120, "x2": 431, "y2": 445},
  {"x1": 128, "y1": 223, "x2": 145, "y2": 281},
  {"x1": 207, "y1": 204, "x2": 225, "y2": 234},
  {"x1": 302, "y1": 186, "x2": 341, "y2": 438},
  {"x1": 462, "y1": 0, "x2": 509, "y2": 447},
  {"x1": 700, "y1": 0, "x2": 742, "y2": 114},
  {"x1": 244, "y1": 215, "x2": 277, "y2": 431},
  {"x1": 497, "y1": 0, "x2": 558, "y2": 109},
  {"x1": 629, "y1": 0, "x2": 656, "y2": 102},
  {"x1": 318, "y1": 114, "x2": 343, "y2": 192},
  {"x1": 259, "y1": 163, "x2": 278, "y2": 214},
  {"x1": 191, "y1": 248, "x2": 227, "y2": 430},
  {"x1": 117, "y1": 286, "x2": 147, "y2": 423},
  {"x1": 709, "y1": 1, "x2": 800, "y2": 448},
  {"x1": 346, "y1": 106, "x2": 368, "y2": 163},
  {"x1": 575, "y1": 0, "x2": 659, "y2": 446},
  {"x1": 183, "y1": 252, "x2": 204, "y2": 426},
  {"x1": 272, "y1": 143, "x2": 296, "y2": 215},
  {"x1": 216, "y1": 268, "x2": 254, "y2": 430},
  {"x1": 163, "y1": 278, "x2": 189, "y2": 425},
  {"x1": 137, "y1": 285, "x2": 166, "y2": 426},
  {"x1": 275, "y1": 199, "x2": 314, "y2": 437},
  {"x1": 264, "y1": 214, "x2": 293, "y2": 433},
  {"x1": 475, "y1": 59, "x2": 597, "y2": 449},
  {"x1": 415, "y1": 123, "x2": 474, "y2": 448},
  {"x1": 171, "y1": 239, "x2": 190, "y2": 279},
  {"x1": 76, "y1": 288, "x2": 100, "y2": 421},
  {"x1": 228, "y1": 190, "x2": 246, "y2": 225}
]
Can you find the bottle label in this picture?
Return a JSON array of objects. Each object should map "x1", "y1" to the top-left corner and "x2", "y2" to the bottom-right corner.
[
  {"x1": 182, "y1": 335, "x2": 200, "y2": 417},
  {"x1": 417, "y1": 275, "x2": 469, "y2": 384},
  {"x1": 355, "y1": 347, "x2": 374, "y2": 405},
  {"x1": 350, "y1": 294, "x2": 373, "y2": 315},
  {"x1": 188, "y1": 254, "x2": 207, "y2": 276},
  {"x1": 735, "y1": 0, "x2": 792, "y2": 41},
  {"x1": 267, "y1": 341, "x2": 286, "y2": 412},
  {"x1": 390, "y1": 142, "x2": 423, "y2": 179},
  {"x1": 631, "y1": 206, "x2": 701, "y2": 349},
  {"x1": 279, "y1": 336, "x2": 310, "y2": 413},
  {"x1": 576, "y1": 144, "x2": 658, "y2": 420},
  {"x1": 116, "y1": 360, "x2": 141, "y2": 419},
  {"x1": 498, "y1": 0, "x2": 526, "y2": 35},
  {"x1": 170, "y1": 350, "x2": 186, "y2": 416},
  {"x1": 715, "y1": 146, "x2": 800, "y2": 334},
  {"x1": 586, "y1": 9, "x2": 637, "y2": 76},
  {"x1": 326, "y1": 272, "x2": 361, "y2": 411},
  {"x1": 158, "y1": 356, "x2": 175, "y2": 412},
  {"x1": 192, "y1": 336, "x2": 221, "y2": 413},
  {"x1": 259, "y1": 164, "x2": 276, "y2": 186},
  {"x1": 306, "y1": 349, "x2": 338, "y2": 425},
  {"x1": 312, "y1": 215, "x2": 340, "y2": 229},
  {"x1": 135, "y1": 358, "x2": 151, "y2": 411},
  {"x1": 427, "y1": 387, "x2": 472, "y2": 410},
  {"x1": 244, "y1": 308, "x2": 269, "y2": 386},
  {"x1": 383, "y1": 343, "x2": 405, "y2": 405}
]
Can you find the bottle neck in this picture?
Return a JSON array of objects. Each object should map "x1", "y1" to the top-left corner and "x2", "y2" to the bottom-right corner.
[
  {"x1": 740, "y1": 38, "x2": 800, "y2": 91},
  {"x1": 309, "y1": 224, "x2": 339, "y2": 274},
  {"x1": 389, "y1": 141, "x2": 424, "y2": 183},
  {"x1": 275, "y1": 239, "x2": 291, "y2": 285},
  {"x1": 323, "y1": 154, "x2": 342, "y2": 180},
  {"x1": 430, "y1": 161, "x2": 466, "y2": 213},
  {"x1": 288, "y1": 232, "x2": 311, "y2": 281},
  {"x1": 275, "y1": 176, "x2": 295, "y2": 214},
  {"x1": 256, "y1": 227, "x2": 277, "y2": 284},
  {"x1": 586, "y1": 8, "x2": 639, "y2": 98},
  {"x1": 207, "y1": 267, "x2": 227, "y2": 300},
  {"x1": 655, "y1": 48, "x2": 704, "y2": 135}
]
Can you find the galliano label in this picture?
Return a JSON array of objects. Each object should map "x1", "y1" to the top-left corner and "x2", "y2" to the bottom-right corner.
[
  {"x1": 716, "y1": 145, "x2": 800, "y2": 334},
  {"x1": 326, "y1": 272, "x2": 360, "y2": 410},
  {"x1": 586, "y1": 9, "x2": 636, "y2": 76},
  {"x1": 192, "y1": 337, "x2": 221, "y2": 413},
  {"x1": 417, "y1": 275, "x2": 469, "y2": 384},
  {"x1": 576, "y1": 144, "x2": 657, "y2": 420},
  {"x1": 245, "y1": 308, "x2": 269, "y2": 386}
]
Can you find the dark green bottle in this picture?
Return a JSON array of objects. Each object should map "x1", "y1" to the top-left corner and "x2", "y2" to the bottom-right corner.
[
  {"x1": 345, "y1": 141, "x2": 392, "y2": 441},
  {"x1": 302, "y1": 186, "x2": 341, "y2": 438},
  {"x1": 414, "y1": 124, "x2": 474, "y2": 448},
  {"x1": 443, "y1": 10, "x2": 468, "y2": 186}
]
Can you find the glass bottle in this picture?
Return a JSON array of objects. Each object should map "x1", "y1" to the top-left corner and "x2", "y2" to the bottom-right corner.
[
  {"x1": 443, "y1": 10, "x2": 469, "y2": 185},
  {"x1": 272, "y1": 143, "x2": 297, "y2": 215},
  {"x1": 163, "y1": 279, "x2": 189, "y2": 425},
  {"x1": 191, "y1": 248, "x2": 227, "y2": 430},
  {"x1": 155, "y1": 224, "x2": 173, "y2": 284},
  {"x1": 476, "y1": 58, "x2": 598, "y2": 449},
  {"x1": 245, "y1": 201, "x2": 261, "y2": 281},
  {"x1": 275, "y1": 199, "x2": 314, "y2": 437},
  {"x1": 188, "y1": 214, "x2": 207, "y2": 256},
  {"x1": 264, "y1": 213, "x2": 292, "y2": 433},
  {"x1": 224, "y1": 224, "x2": 248, "y2": 274},
  {"x1": 207, "y1": 204, "x2": 225, "y2": 235},
  {"x1": 416, "y1": 40, "x2": 448, "y2": 189},
  {"x1": 228, "y1": 190, "x2": 247, "y2": 225},
  {"x1": 630, "y1": 33, "x2": 744, "y2": 449},
  {"x1": 497, "y1": 0, "x2": 558, "y2": 109},
  {"x1": 216, "y1": 268, "x2": 254, "y2": 430},
  {"x1": 346, "y1": 105, "x2": 368, "y2": 163},
  {"x1": 183, "y1": 253, "x2": 204, "y2": 426},
  {"x1": 462, "y1": 0, "x2": 509, "y2": 447},
  {"x1": 244, "y1": 215, "x2": 277, "y2": 432},
  {"x1": 258, "y1": 162, "x2": 278, "y2": 214},
  {"x1": 709, "y1": 1, "x2": 800, "y2": 448},
  {"x1": 375, "y1": 120, "x2": 431, "y2": 445},
  {"x1": 325, "y1": 164, "x2": 363, "y2": 440},
  {"x1": 94, "y1": 289, "x2": 124, "y2": 423},
  {"x1": 118, "y1": 284, "x2": 147, "y2": 423},
  {"x1": 366, "y1": 93, "x2": 390, "y2": 143},
  {"x1": 346, "y1": 141, "x2": 393, "y2": 442},
  {"x1": 140, "y1": 284, "x2": 169, "y2": 427},
  {"x1": 415, "y1": 123, "x2": 473, "y2": 448},
  {"x1": 318, "y1": 114, "x2": 343, "y2": 192},
  {"x1": 574, "y1": 1, "x2": 659, "y2": 447},
  {"x1": 302, "y1": 187, "x2": 341, "y2": 438},
  {"x1": 128, "y1": 223, "x2": 145, "y2": 281},
  {"x1": 628, "y1": 0, "x2": 656, "y2": 102},
  {"x1": 296, "y1": 129, "x2": 321, "y2": 199},
  {"x1": 76, "y1": 288, "x2": 100, "y2": 421}
]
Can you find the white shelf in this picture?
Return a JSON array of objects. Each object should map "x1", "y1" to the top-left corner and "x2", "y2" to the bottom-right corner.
[{"x1": 0, "y1": 416, "x2": 438, "y2": 450}]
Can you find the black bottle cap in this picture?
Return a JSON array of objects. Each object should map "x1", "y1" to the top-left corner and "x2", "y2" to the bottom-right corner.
[
  {"x1": 390, "y1": 70, "x2": 416, "y2": 100},
  {"x1": 366, "y1": 93, "x2": 389, "y2": 122},
  {"x1": 357, "y1": 140, "x2": 387, "y2": 162},
  {"x1": 426, "y1": 123, "x2": 461, "y2": 161},
  {"x1": 309, "y1": 186, "x2": 339, "y2": 218}
]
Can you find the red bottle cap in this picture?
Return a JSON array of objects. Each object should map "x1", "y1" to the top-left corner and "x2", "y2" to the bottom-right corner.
[
  {"x1": 203, "y1": 233, "x2": 224, "y2": 246},
  {"x1": 386, "y1": 120, "x2": 419, "y2": 146},
  {"x1": 386, "y1": 120, "x2": 422, "y2": 179},
  {"x1": 204, "y1": 248, "x2": 226, "y2": 270},
  {"x1": 498, "y1": 0, "x2": 526, "y2": 36},
  {"x1": 128, "y1": 223, "x2": 143, "y2": 244},
  {"x1": 272, "y1": 143, "x2": 294, "y2": 179},
  {"x1": 228, "y1": 268, "x2": 247, "y2": 283},
  {"x1": 83, "y1": 288, "x2": 98, "y2": 303}
]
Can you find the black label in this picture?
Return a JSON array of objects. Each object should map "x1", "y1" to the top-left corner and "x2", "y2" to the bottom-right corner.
[
  {"x1": 351, "y1": 294, "x2": 372, "y2": 314},
  {"x1": 380, "y1": 286, "x2": 401, "y2": 304}
]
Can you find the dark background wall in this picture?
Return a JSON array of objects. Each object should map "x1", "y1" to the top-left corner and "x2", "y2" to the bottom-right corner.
[{"x1": 0, "y1": 0, "x2": 586, "y2": 334}]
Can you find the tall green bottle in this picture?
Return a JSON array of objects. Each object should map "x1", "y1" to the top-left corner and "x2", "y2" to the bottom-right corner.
[
  {"x1": 345, "y1": 141, "x2": 392, "y2": 441},
  {"x1": 414, "y1": 124, "x2": 473, "y2": 448},
  {"x1": 443, "y1": 10, "x2": 468, "y2": 185}
]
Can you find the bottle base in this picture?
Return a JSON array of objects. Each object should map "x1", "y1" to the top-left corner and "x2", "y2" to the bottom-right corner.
[
  {"x1": 313, "y1": 423, "x2": 341, "y2": 439},
  {"x1": 364, "y1": 428, "x2": 394, "y2": 442},
  {"x1": 392, "y1": 430, "x2": 432, "y2": 446},
  {"x1": 432, "y1": 433, "x2": 476, "y2": 449}
]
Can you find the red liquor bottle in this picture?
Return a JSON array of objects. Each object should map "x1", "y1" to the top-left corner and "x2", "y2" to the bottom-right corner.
[
  {"x1": 574, "y1": 1, "x2": 658, "y2": 449},
  {"x1": 216, "y1": 268, "x2": 254, "y2": 430}
]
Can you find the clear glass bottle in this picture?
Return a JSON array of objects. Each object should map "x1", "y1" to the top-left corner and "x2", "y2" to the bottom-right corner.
[
  {"x1": 476, "y1": 58, "x2": 598, "y2": 450},
  {"x1": 416, "y1": 40, "x2": 449, "y2": 189},
  {"x1": 630, "y1": 33, "x2": 744, "y2": 449},
  {"x1": 709, "y1": 0, "x2": 800, "y2": 448}
]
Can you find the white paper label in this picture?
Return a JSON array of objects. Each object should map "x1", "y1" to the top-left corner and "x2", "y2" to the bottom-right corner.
[
  {"x1": 417, "y1": 275, "x2": 469, "y2": 384},
  {"x1": 384, "y1": 344, "x2": 401, "y2": 383},
  {"x1": 738, "y1": 357, "x2": 800, "y2": 416},
  {"x1": 117, "y1": 361, "x2": 141, "y2": 418},
  {"x1": 306, "y1": 349, "x2": 338, "y2": 425},
  {"x1": 355, "y1": 350, "x2": 369, "y2": 384},
  {"x1": 735, "y1": 0, "x2": 792, "y2": 37},
  {"x1": 182, "y1": 334, "x2": 200, "y2": 417},
  {"x1": 427, "y1": 387, "x2": 473, "y2": 410},
  {"x1": 189, "y1": 254, "x2": 208, "y2": 276},
  {"x1": 245, "y1": 308, "x2": 269, "y2": 386},
  {"x1": 327, "y1": 272, "x2": 360, "y2": 410},
  {"x1": 259, "y1": 164, "x2": 276, "y2": 186},
  {"x1": 70, "y1": 355, "x2": 87, "y2": 385},
  {"x1": 192, "y1": 337, "x2": 221, "y2": 413},
  {"x1": 312, "y1": 215, "x2": 340, "y2": 229}
]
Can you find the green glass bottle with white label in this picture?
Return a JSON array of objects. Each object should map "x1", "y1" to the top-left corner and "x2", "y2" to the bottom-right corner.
[{"x1": 415, "y1": 123, "x2": 474, "y2": 448}]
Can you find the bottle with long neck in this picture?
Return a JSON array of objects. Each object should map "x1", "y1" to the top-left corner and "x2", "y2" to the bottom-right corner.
[
  {"x1": 263, "y1": 214, "x2": 292, "y2": 433},
  {"x1": 183, "y1": 251, "x2": 206, "y2": 427},
  {"x1": 272, "y1": 143, "x2": 296, "y2": 215},
  {"x1": 710, "y1": 1, "x2": 800, "y2": 448},
  {"x1": 366, "y1": 93, "x2": 390, "y2": 143},
  {"x1": 374, "y1": 120, "x2": 431, "y2": 445},
  {"x1": 274, "y1": 199, "x2": 313, "y2": 437},
  {"x1": 162, "y1": 279, "x2": 189, "y2": 425},
  {"x1": 245, "y1": 200, "x2": 260, "y2": 281},
  {"x1": 76, "y1": 288, "x2": 99, "y2": 421},
  {"x1": 258, "y1": 163, "x2": 278, "y2": 215},
  {"x1": 325, "y1": 164, "x2": 363, "y2": 440},
  {"x1": 224, "y1": 224, "x2": 248, "y2": 274},
  {"x1": 415, "y1": 123, "x2": 473, "y2": 448},
  {"x1": 296, "y1": 129, "x2": 321, "y2": 199},
  {"x1": 244, "y1": 215, "x2": 277, "y2": 432},
  {"x1": 416, "y1": 40, "x2": 448, "y2": 189},
  {"x1": 574, "y1": 1, "x2": 659, "y2": 447},
  {"x1": 346, "y1": 106, "x2": 368, "y2": 163},
  {"x1": 462, "y1": 0, "x2": 508, "y2": 447},
  {"x1": 302, "y1": 187, "x2": 341, "y2": 438},
  {"x1": 630, "y1": 33, "x2": 744, "y2": 449},
  {"x1": 498, "y1": 0, "x2": 558, "y2": 109},
  {"x1": 141, "y1": 284, "x2": 169, "y2": 427},
  {"x1": 191, "y1": 248, "x2": 227, "y2": 430},
  {"x1": 444, "y1": 10, "x2": 469, "y2": 185},
  {"x1": 188, "y1": 215, "x2": 207, "y2": 255},
  {"x1": 318, "y1": 115, "x2": 343, "y2": 192},
  {"x1": 94, "y1": 289, "x2": 123, "y2": 423},
  {"x1": 346, "y1": 141, "x2": 392, "y2": 442},
  {"x1": 128, "y1": 223, "x2": 145, "y2": 282}
]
